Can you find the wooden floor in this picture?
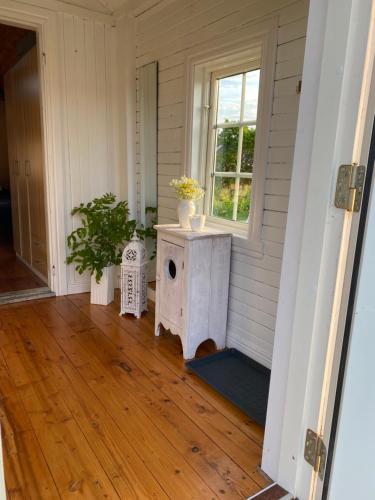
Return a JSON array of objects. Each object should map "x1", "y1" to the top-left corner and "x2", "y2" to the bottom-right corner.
[
  {"x1": 0, "y1": 293, "x2": 269, "y2": 499},
  {"x1": 0, "y1": 244, "x2": 45, "y2": 293}
]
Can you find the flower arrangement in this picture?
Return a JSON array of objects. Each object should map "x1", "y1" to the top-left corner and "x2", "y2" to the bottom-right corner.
[{"x1": 169, "y1": 176, "x2": 205, "y2": 200}]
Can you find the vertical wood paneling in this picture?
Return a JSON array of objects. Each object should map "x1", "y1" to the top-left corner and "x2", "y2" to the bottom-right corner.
[
  {"x1": 62, "y1": 14, "x2": 116, "y2": 292},
  {"x1": 105, "y1": 24, "x2": 115, "y2": 191},
  {"x1": 93, "y1": 22, "x2": 108, "y2": 192},
  {"x1": 134, "y1": 0, "x2": 309, "y2": 367},
  {"x1": 84, "y1": 18, "x2": 96, "y2": 199}
]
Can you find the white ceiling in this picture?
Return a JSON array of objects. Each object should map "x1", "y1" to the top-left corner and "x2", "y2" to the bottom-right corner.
[
  {"x1": 59, "y1": 0, "x2": 129, "y2": 15},
  {"x1": 59, "y1": 0, "x2": 164, "y2": 15}
]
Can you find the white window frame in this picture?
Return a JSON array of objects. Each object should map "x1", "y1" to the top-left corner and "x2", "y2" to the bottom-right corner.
[
  {"x1": 205, "y1": 62, "x2": 260, "y2": 227},
  {"x1": 184, "y1": 22, "x2": 277, "y2": 254}
]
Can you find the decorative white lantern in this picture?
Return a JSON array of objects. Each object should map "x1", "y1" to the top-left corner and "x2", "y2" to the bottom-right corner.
[{"x1": 120, "y1": 232, "x2": 148, "y2": 318}]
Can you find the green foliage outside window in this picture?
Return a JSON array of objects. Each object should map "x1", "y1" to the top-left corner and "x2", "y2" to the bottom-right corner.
[{"x1": 212, "y1": 126, "x2": 255, "y2": 221}]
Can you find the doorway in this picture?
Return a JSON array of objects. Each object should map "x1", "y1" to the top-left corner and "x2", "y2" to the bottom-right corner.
[{"x1": 0, "y1": 23, "x2": 51, "y2": 302}]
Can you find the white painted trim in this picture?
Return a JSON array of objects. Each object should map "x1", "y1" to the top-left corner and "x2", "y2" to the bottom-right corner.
[
  {"x1": 67, "y1": 281, "x2": 90, "y2": 294},
  {"x1": 226, "y1": 335, "x2": 271, "y2": 370},
  {"x1": 184, "y1": 17, "x2": 277, "y2": 251},
  {"x1": 0, "y1": 1, "x2": 70, "y2": 295},
  {"x1": 262, "y1": 0, "x2": 327, "y2": 480},
  {"x1": 147, "y1": 285, "x2": 155, "y2": 302},
  {"x1": 263, "y1": 0, "x2": 375, "y2": 497}
]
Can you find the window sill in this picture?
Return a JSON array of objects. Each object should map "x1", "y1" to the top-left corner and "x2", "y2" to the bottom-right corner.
[{"x1": 205, "y1": 219, "x2": 264, "y2": 258}]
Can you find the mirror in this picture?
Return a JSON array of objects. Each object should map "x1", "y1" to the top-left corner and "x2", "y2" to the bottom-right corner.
[{"x1": 138, "y1": 61, "x2": 158, "y2": 282}]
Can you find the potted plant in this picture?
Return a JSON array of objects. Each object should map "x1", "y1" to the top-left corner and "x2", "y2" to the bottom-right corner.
[
  {"x1": 169, "y1": 176, "x2": 205, "y2": 228},
  {"x1": 67, "y1": 193, "x2": 136, "y2": 305}
]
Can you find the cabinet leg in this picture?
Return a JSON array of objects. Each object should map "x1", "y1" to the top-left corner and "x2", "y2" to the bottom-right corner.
[
  {"x1": 214, "y1": 338, "x2": 226, "y2": 350},
  {"x1": 182, "y1": 340, "x2": 198, "y2": 360},
  {"x1": 155, "y1": 321, "x2": 161, "y2": 337}
]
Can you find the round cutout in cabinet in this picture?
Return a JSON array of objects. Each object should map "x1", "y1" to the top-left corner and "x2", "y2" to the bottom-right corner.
[{"x1": 166, "y1": 258, "x2": 177, "y2": 280}]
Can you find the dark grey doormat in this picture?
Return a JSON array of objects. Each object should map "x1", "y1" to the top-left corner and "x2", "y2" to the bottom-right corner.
[{"x1": 186, "y1": 348, "x2": 271, "y2": 426}]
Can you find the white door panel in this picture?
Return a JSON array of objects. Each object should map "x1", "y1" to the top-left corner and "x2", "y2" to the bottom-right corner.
[{"x1": 159, "y1": 239, "x2": 184, "y2": 329}]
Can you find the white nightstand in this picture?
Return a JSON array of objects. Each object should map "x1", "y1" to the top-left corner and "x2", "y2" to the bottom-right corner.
[{"x1": 154, "y1": 224, "x2": 232, "y2": 359}]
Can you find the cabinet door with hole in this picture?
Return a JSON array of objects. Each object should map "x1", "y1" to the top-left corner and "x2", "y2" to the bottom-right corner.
[{"x1": 159, "y1": 240, "x2": 184, "y2": 328}]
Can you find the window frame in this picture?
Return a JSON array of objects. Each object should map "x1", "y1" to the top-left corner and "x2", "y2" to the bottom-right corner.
[
  {"x1": 204, "y1": 62, "x2": 260, "y2": 228},
  {"x1": 184, "y1": 24, "x2": 277, "y2": 254}
]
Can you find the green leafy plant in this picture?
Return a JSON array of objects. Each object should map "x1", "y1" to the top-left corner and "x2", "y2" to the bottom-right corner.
[{"x1": 67, "y1": 193, "x2": 137, "y2": 283}]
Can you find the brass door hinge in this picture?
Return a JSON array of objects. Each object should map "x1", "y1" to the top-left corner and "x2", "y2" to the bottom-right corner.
[
  {"x1": 334, "y1": 163, "x2": 366, "y2": 212},
  {"x1": 304, "y1": 429, "x2": 327, "y2": 480}
]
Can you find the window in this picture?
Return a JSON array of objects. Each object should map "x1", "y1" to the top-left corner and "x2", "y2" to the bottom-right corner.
[
  {"x1": 186, "y1": 30, "x2": 275, "y2": 249},
  {"x1": 206, "y1": 67, "x2": 260, "y2": 225}
]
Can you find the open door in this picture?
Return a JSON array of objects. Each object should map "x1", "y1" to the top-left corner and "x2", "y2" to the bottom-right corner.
[
  {"x1": 321, "y1": 119, "x2": 375, "y2": 500},
  {"x1": 262, "y1": 0, "x2": 375, "y2": 497}
]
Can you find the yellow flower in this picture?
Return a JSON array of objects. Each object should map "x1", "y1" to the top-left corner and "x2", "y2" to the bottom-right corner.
[{"x1": 169, "y1": 176, "x2": 205, "y2": 200}]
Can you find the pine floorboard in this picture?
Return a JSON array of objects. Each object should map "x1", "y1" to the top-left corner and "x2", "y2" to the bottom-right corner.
[
  {"x1": 0, "y1": 244, "x2": 45, "y2": 294},
  {"x1": 0, "y1": 292, "x2": 270, "y2": 499}
]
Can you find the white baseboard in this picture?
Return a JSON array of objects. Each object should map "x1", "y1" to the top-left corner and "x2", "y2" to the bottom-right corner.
[
  {"x1": 67, "y1": 282, "x2": 90, "y2": 295},
  {"x1": 226, "y1": 335, "x2": 271, "y2": 369},
  {"x1": 147, "y1": 286, "x2": 155, "y2": 302}
]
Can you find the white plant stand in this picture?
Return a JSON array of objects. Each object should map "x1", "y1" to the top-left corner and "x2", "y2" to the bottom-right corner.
[
  {"x1": 154, "y1": 224, "x2": 231, "y2": 359},
  {"x1": 90, "y1": 266, "x2": 115, "y2": 305}
]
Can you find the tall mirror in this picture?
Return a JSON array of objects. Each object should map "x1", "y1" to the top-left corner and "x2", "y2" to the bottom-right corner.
[{"x1": 138, "y1": 61, "x2": 158, "y2": 283}]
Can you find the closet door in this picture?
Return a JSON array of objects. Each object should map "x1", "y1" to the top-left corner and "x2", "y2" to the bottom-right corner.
[
  {"x1": 23, "y1": 47, "x2": 47, "y2": 279},
  {"x1": 14, "y1": 54, "x2": 32, "y2": 265},
  {"x1": 4, "y1": 70, "x2": 21, "y2": 256}
]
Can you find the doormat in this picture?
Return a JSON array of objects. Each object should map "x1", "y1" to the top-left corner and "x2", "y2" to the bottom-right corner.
[{"x1": 186, "y1": 348, "x2": 271, "y2": 426}]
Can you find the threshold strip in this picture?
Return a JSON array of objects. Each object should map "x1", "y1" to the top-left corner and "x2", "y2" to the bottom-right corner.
[
  {"x1": 0, "y1": 287, "x2": 55, "y2": 305},
  {"x1": 248, "y1": 482, "x2": 290, "y2": 500}
]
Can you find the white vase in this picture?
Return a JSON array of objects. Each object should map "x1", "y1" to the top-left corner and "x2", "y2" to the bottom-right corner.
[
  {"x1": 90, "y1": 265, "x2": 115, "y2": 305},
  {"x1": 178, "y1": 199, "x2": 195, "y2": 229}
]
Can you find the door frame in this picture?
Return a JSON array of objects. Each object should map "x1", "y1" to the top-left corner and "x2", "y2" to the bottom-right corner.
[
  {"x1": 262, "y1": 0, "x2": 375, "y2": 496},
  {"x1": 0, "y1": 2, "x2": 68, "y2": 294}
]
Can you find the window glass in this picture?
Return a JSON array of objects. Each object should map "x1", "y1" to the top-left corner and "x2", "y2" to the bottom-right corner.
[
  {"x1": 217, "y1": 73, "x2": 242, "y2": 123},
  {"x1": 241, "y1": 126, "x2": 256, "y2": 173},
  {"x1": 244, "y1": 70, "x2": 260, "y2": 122},
  {"x1": 237, "y1": 178, "x2": 252, "y2": 222},
  {"x1": 212, "y1": 176, "x2": 235, "y2": 221},
  {"x1": 209, "y1": 68, "x2": 260, "y2": 223},
  {"x1": 215, "y1": 127, "x2": 239, "y2": 172}
]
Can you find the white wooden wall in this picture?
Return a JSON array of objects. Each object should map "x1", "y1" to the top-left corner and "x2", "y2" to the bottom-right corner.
[
  {"x1": 1, "y1": 1, "x2": 123, "y2": 295},
  {"x1": 60, "y1": 13, "x2": 119, "y2": 293},
  {"x1": 133, "y1": 0, "x2": 309, "y2": 367}
]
